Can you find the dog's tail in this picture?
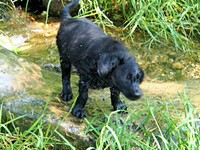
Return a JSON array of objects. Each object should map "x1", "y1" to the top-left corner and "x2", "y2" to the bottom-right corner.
[{"x1": 62, "y1": 0, "x2": 80, "y2": 19}]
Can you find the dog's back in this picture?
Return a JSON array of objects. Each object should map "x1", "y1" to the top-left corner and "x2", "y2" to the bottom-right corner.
[
  {"x1": 57, "y1": 9, "x2": 124, "y2": 69},
  {"x1": 57, "y1": 19, "x2": 110, "y2": 63}
]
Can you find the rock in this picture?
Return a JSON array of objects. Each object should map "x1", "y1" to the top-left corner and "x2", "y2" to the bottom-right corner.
[
  {"x1": 0, "y1": 47, "x2": 42, "y2": 98},
  {"x1": 42, "y1": 63, "x2": 61, "y2": 72},
  {"x1": 0, "y1": 34, "x2": 28, "y2": 51},
  {"x1": 172, "y1": 62, "x2": 184, "y2": 70},
  {"x1": 2, "y1": 96, "x2": 94, "y2": 148},
  {"x1": 0, "y1": 47, "x2": 94, "y2": 148},
  {"x1": 14, "y1": 0, "x2": 73, "y2": 16}
]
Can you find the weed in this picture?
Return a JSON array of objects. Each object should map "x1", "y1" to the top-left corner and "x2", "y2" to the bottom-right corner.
[
  {"x1": 79, "y1": 0, "x2": 200, "y2": 52},
  {"x1": 85, "y1": 91, "x2": 200, "y2": 149},
  {"x1": 0, "y1": 103, "x2": 76, "y2": 149}
]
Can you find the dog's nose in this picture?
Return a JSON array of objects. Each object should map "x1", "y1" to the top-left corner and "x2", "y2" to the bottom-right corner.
[{"x1": 134, "y1": 87, "x2": 142, "y2": 97}]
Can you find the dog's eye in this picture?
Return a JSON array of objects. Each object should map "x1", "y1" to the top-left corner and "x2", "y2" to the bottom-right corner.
[
  {"x1": 133, "y1": 73, "x2": 141, "y2": 82},
  {"x1": 127, "y1": 74, "x2": 132, "y2": 81},
  {"x1": 136, "y1": 73, "x2": 140, "y2": 81}
]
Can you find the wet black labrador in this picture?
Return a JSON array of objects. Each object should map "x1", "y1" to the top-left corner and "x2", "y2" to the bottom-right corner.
[{"x1": 57, "y1": 0, "x2": 144, "y2": 118}]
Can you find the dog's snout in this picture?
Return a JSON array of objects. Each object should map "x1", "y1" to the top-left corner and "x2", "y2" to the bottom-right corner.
[
  {"x1": 134, "y1": 88, "x2": 142, "y2": 98},
  {"x1": 133, "y1": 82, "x2": 142, "y2": 95}
]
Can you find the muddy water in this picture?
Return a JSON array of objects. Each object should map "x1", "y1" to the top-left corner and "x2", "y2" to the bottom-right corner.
[{"x1": 1, "y1": 14, "x2": 199, "y2": 116}]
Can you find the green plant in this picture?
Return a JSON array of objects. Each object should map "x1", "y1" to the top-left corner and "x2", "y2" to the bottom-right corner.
[
  {"x1": 0, "y1": 1, "x2": 15, "y2": 22},
  {"x1": 79, "y1": 0, "x2": 200, "y2": 52},
  {"x1": 0, "y1": 30, "x2": 14, "y2": 50},
  {"x1": 78, "y1": 0, "x2": 114, "y2": 31},
  {"x1": 123, "y1": 0, "x2": 200, "y2": 51},
  {"x1": 0, "y1": 93, "x2": 81, "y2": 149},
  {"x1": 85, "y1": 91, "x2": 200, "y2": 149},
  {"x1": 0, "y1": 103, "x2": 76, "y2": 149},
  {"x1": 45, "y1": 0, "x2": 52, "y2": 24}
]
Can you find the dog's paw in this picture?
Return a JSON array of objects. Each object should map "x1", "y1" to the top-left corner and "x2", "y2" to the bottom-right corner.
[
  {"x1": 113, "y1": 102, "x2": 127, "y2": 111},
  {"x1": 72, "y1": 106, "x2": 86, "y2": 118},
  {"x1": 61, "y1": 92, "x2": 73, "y2": 101}
]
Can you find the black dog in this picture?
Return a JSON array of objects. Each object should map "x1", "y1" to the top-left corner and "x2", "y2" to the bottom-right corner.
[{"x1": 57, "y1": 0, "x2": 144, "y2": 118}]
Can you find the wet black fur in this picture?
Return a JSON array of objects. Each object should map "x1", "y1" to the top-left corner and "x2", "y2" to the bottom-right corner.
[{"x1": 57, "y1": 0, "x2": 144, "y2": 118}]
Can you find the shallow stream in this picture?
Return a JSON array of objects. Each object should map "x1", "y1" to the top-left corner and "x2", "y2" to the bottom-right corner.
[{"x1": 0, "y1": 13, "x2": 199, "y2": 118}]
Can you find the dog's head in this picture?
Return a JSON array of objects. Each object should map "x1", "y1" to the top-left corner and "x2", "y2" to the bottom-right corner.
[{"x1": 98, "y1": 53, "x2": 144, "y2": 100}]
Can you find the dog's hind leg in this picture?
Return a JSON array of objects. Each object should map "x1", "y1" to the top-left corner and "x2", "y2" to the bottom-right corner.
[
  {"x1": 60, "y1": 56, "x2": 73, "y2": 101},
  {"x1": 110, "y1": 87, "x2": 127, "y2": 111}
]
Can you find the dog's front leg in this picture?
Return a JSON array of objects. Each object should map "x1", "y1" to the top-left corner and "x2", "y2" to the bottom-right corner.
[
  {"x1": 110, "y1": 87, "x2": 127, "y2": 111},
  {"x1": 72, "y1": 79, "x2": 89, "y2": 118},
  {"x1": 60, "y1": 58, "x2": 73, "y2": 101}
]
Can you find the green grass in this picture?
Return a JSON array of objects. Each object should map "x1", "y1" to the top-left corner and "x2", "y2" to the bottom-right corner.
[
  {"x1": 0, "y1": 1, "x2": 14, "y2": 22},
  {"x1": 0, "y1": 104, "x2": 75, "y2": 150},
  {"x1": 84, "y1": 91, "x2": 200, "y2": 149},
  {"x1": 0, "y1": 0, "x2": 11, "y2": 45},
  {"x1": 0, "y1": 92, "x2": 199, "y2": 149},
  {"x1": 78, "y1": 0, "x2": 200, "y2": 52},
  {"x1": 0, "y1": 1, "x2": 16, "y2": 52}
]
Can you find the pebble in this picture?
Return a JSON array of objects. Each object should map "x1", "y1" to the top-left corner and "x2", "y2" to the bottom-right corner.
[{"x1": 172, "y1": 62, "x2": 184, "y2": 70}]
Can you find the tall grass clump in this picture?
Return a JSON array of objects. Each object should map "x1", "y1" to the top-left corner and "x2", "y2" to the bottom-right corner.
[
  {"x1": 85, "y1": 91, "x2": 200, "y2": 149},
  {"x1": 0, "y1": 104, "x2": 76, "y2": 149},
  {"x1": 122, "y1": 0, "x2": 200, "y2": 51},
  {"x1": 78, "y1": 0, "x2": 114, "y2": 31},
  {"x1": 0, "y1": 0, "x2": 16, "y2": 22},
  {"x1": 79, "y1": 0, "x2": 200, "y2": 52},
  {"x1": 0, "y1": 1, "x2": 15, "y2": 51}
]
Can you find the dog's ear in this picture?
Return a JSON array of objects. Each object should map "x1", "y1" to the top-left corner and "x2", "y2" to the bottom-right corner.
[{"x1": 97, "y1": 53, "x2": 120, "y2": 77}]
